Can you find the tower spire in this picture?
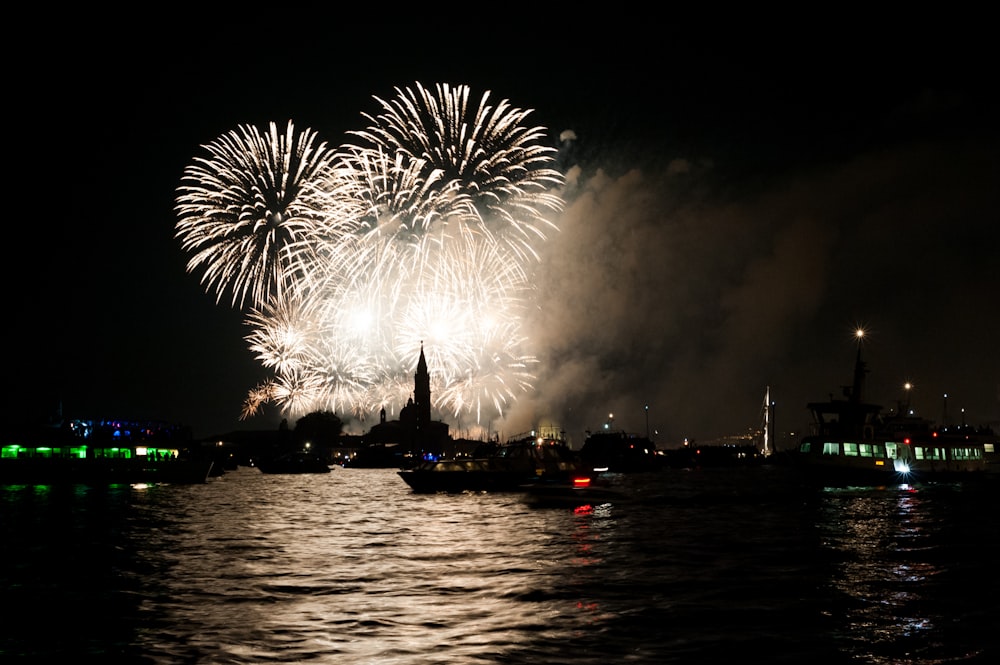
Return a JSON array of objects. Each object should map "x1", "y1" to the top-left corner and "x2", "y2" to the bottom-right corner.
[{"x1": 414, "y1": 342, "x2": 430, "y2": 426}]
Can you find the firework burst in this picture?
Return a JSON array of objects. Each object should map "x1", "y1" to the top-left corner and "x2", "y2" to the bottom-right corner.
[
  {"x1": 177, "y1": 84, "x2": 564, "y2": 432},
  {"x1": 347, "y1": 82, "x2": 565, "y2": 263},
  {"x1": 175, "y1": 120, "x2": 358, "y2": 310}
]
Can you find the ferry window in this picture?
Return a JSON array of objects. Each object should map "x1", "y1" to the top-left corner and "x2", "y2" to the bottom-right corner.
[
  {"x1": 859, "y1": 443, "x2": 873, "y2": 457},
  {"x1": 873, "y1": 444, "x2": 885, "y2": 459},
  {"x1": 800, "y1": 442, "x2": 811, "y2": 453},
  {"x1": 822, "y1": 442, "x2": 839, "y2": 455},
  {"x1": 954, "y1": 448, "x2": 970, "y2": 461},
  {"x1": 843, "y1": 443, "x2": 859, "y2": 457}
]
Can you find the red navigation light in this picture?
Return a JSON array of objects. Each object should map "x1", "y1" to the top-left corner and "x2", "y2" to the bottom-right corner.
[
  {"x1": 572, "y1": 476, "x2": 591, "y2": 488},
  {"x1": 904, "y1": 438, "x2": 911, "y2": 445}
]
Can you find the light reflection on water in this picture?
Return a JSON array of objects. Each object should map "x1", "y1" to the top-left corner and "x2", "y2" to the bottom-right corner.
[{"x1": 2, "y1": 467, "x2": 997, "y2": 663}]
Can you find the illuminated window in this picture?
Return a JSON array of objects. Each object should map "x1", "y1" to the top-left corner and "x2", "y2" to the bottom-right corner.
[
  {"x1": 859, "y1": 443, "x2": 873, "y2": 457},
  {"x1": 800, "y1": 442, "x2": 812, "y2": 453},
  {"x1": 952, "y1": 447, "x2": 978, "y2": 461},
  {"x1": 822, "y1": 442, "x2": 839, "y2": 455},
  {"x1": 843, "y1": 443, "x2": 859, "y2": 457},
  {"x1": 915, "y1": 447, "x2": 944, "y2": 461}
]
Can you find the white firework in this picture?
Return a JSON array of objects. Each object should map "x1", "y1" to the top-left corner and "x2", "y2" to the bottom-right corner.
[
  {"x1": 178, "y1": 84, "x2": 564, "y2": 430},
  {"x1": 175, "y1": 120, "x2": 354, "y2": 310}
]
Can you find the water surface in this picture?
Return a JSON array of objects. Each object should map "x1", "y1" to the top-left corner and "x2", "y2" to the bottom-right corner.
[{"x1": 2, "y1": 466, "x2": 996, "y2": 663}]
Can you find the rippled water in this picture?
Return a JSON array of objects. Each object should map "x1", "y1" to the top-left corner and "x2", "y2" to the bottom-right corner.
[{"x1": 2, "y1": 466, "x2": 997, "y2": 664}]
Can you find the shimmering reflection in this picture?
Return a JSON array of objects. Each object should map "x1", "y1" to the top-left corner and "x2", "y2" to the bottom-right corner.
[
  {"x1": 2, "y1": 468, "x2": 997, "y2": 663},
  {"x1": 814, "y1": 483, "x2": 996, "y2": 664}
]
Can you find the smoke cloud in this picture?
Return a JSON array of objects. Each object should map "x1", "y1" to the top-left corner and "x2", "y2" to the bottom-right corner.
[{"x1": 499, "y1": 135, "x2": 998, "y2": 448}]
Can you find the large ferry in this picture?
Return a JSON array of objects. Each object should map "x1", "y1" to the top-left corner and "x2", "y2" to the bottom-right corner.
[
  {"x1": 1, "y1": 417, "x2": 215, "y2": 485},
  {"x1": 790, "y1": 333, "x2": 991, "y2": 486}
]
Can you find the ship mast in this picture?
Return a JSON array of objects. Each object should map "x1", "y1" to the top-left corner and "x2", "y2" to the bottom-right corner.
[
  {"x1": 850, "y1": 328, "x2": 869, "y2": 406},
  {"x1": 761, "y1": 386, "x2": 774, "y2": 456}
]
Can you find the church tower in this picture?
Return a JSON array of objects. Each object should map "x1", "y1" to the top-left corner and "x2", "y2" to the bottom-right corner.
[{"x1": 414, "y1": 342, "x2": 431, "y2": 426}]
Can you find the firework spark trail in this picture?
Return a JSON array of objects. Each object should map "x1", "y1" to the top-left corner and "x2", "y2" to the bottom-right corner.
[
  {"x1": 348, "y1": 82, "x2": 565, "y2": 264},
  {"x1": 175, "y1": 121, "x2": 353, "y2": 310},
  {"x1": 244, "y1": 294, "x2": 323, "y2": 375},
  {"x1": 176, "y1": 83, "x2": 564, "y2": 433}
]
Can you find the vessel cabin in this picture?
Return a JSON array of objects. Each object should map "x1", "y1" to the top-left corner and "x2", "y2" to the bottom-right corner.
[
  {"x1": 797, "y1": 436, "x2": 914, "y2": 474},
  {"x1": 903, "y1": 432, "x2": 987, "y2": 473},
  {"x1": 1, "y1": 442, "x2": 183, "y2": 462}
]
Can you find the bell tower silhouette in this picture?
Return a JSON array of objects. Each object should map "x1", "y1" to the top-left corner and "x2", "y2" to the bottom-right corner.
[{"x1": 414, "y1": 341, "x2": 431, "y2": 426}]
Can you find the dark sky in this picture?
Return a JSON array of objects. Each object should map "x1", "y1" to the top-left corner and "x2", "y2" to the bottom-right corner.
[{"x1": 9, "y1": 15, "x2": 998, "y2": 447}]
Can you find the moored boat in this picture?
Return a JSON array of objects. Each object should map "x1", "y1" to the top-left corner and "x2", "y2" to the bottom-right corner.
[
  {"x1": 254, "y1": 450, "x2": 332, "y2": 474},
  {"x1": 578, "y1": 430, "x2": 664, "y2": 473}
]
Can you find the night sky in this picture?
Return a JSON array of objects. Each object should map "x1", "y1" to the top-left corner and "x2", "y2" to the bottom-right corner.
[{"x1": 10, "y1": 15, "x2": 997, "y2": 447}]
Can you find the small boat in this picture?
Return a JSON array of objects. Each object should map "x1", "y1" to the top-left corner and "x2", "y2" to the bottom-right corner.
[
  {"x1": 661, "y1": 442, "x2": 764, "y2": 469},
  {"x1": 254, "y1": 450, "x2": 332, "y2": 474},
  {"x1": 522, "y1": 473, "x2": 626, "y2": 508},
  {"x1": 343, "y1": 443, "x2": 410, "y2": 469},
  {"x1": 788, "y1": 335, "x2": 991, "y2": 486},
  {"x1": 397, "y1": 428, "x2": 583, "y2": 493}
]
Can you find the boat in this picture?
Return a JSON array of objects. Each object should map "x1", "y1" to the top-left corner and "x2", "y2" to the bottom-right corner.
[
  {"x1": 661, "y1": 441, "x2": 764, "y2": 469},
  {"x1": 254, "y1": 450, "x2": 332, "y2": 474},
  {"x1": 343, "y1": 443, "x2": 410, "y2": 469},
  {"x1": 0, "y1": 438, "x2": 215, "y2": 485},
  {"x1": 397, "y1": 428, "x2": 584, "y2": 493},
  {"x1": 578, "y1": 430, "x2": 664, "y2": 473},
  {"x1": 787, "y1": 335, "x2": 991, "y2": 486},
  {"x1": 521, "y1": 473, "x2": 627, "y2": 508}
]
